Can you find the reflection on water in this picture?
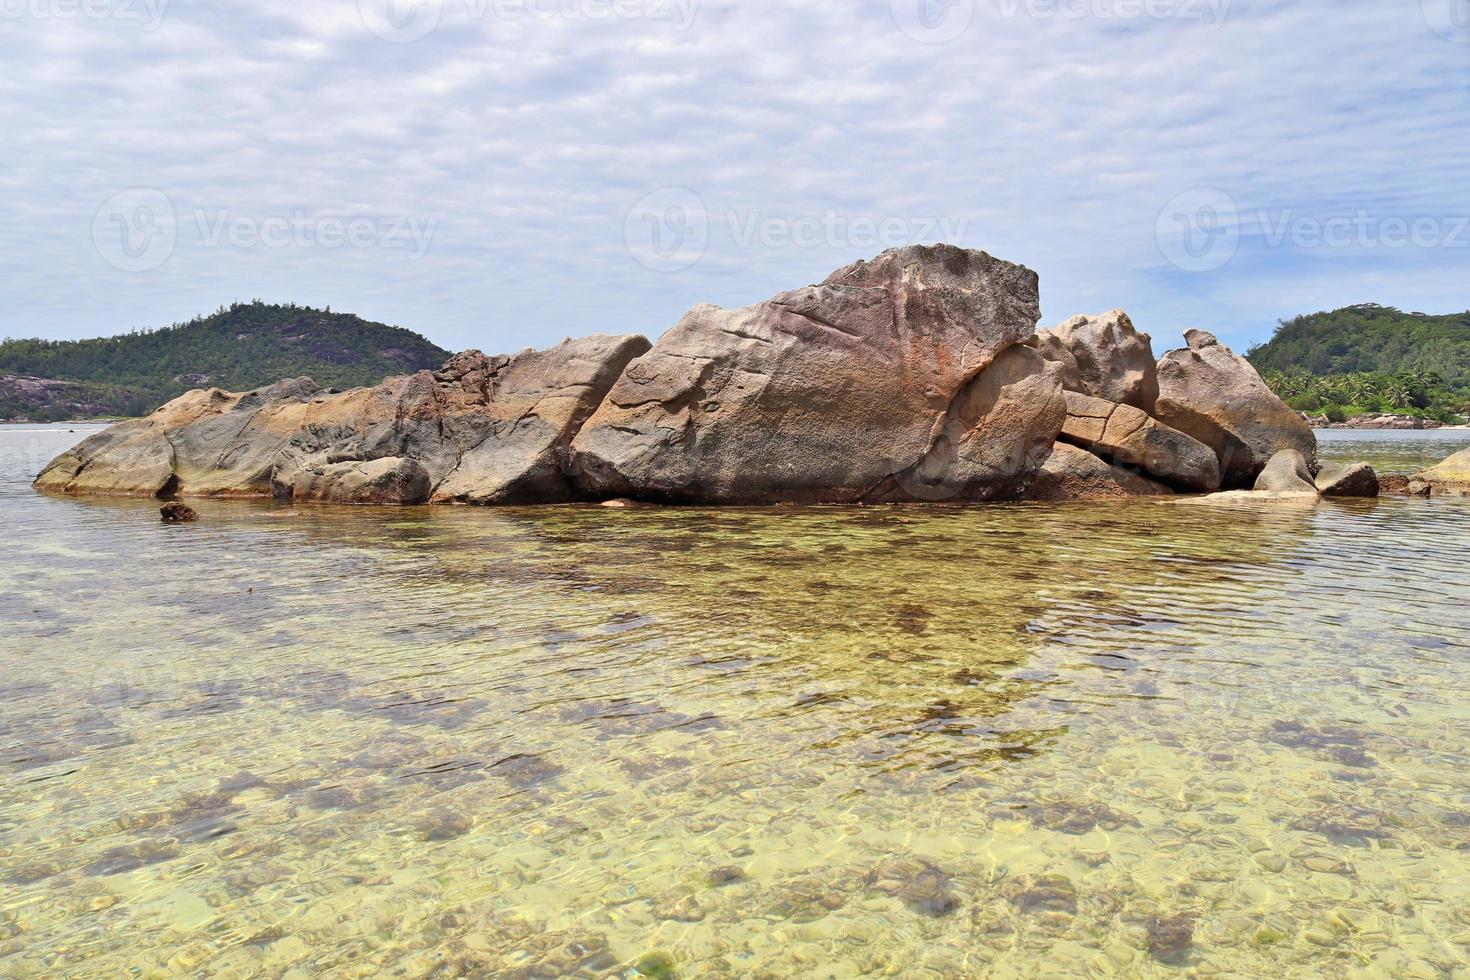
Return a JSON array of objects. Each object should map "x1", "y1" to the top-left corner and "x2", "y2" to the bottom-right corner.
[{"x1": 3, "y1": 425, "x2": 1470, "y2": 978}]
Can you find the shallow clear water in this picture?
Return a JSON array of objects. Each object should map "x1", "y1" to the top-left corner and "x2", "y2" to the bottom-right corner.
[
  {"x1": 1317, "y1": 427, "x2": 1470, "y2": 474},
  {"x1": 2, "y1": 424, "x2": 1469, "y2": 978}
]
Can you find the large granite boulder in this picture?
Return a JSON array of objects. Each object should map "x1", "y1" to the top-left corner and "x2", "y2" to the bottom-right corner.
[
  {"x1": 1059, "y1": 391, "x2": 1220, "y2": 492},
  {"x1": 1411, "y1": 448, "x2": 1470, "y2": 496},
  {"x1": 36, "y1": 336, "x2": 650, "y2": 505},
  {"x1": 570, "y1": 245, "x2": 1058, "y2": 504},
  {"x1": 1031, "y1": 310, "x2": 1159, "y2": 413},
  {"x1": 1253, "y1": 449, "x2": 1318, "y2": 494},
  {"x1": 1028, "y1": 441, "x2": 1173, "y2": 501},
  {"x1": 1155, "y1": 330, "x2": 1317, "y2": 486},
  {"x1": 1315, "y1": 461, "x2": 1380, "y2": 498}
]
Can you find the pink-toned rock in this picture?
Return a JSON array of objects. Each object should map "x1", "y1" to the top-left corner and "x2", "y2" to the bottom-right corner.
[
  {"x1": 1032, "y1": 310, "x2": 1159, "y2": 412},
  {"x1": 1028, "y1": 442, "x2": 1173, "y2": 501},
  {"x1": 571, "y1": 245, "x2": 1058, "y2": 504},
  {"x1": 1155, "y1": 330, "x2": 1317, "y2": 486},
  {"x1": 1059, "y1": 391, "x2": 1220, "y2": 492}
]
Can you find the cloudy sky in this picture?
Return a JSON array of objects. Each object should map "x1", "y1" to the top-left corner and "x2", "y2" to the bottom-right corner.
[{"x1": 2, "y1": 0, "x2": 1467, "y2": 355}]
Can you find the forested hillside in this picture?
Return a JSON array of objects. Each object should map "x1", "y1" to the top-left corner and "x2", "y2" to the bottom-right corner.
[
  {"x1": 1248, "y1": 304, "x2": 1470, "y2": 423},
  {"x1": 1, "y1": 302, "x2": 450, "y2": 420}
]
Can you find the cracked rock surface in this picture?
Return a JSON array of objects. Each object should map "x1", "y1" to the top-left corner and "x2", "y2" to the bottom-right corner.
[{"x1": 570, "y1": 244, "x2": 1056, "y2": 504}]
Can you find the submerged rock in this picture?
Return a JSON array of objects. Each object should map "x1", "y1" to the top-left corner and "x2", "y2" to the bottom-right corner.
[
  {"x1": 1155, "y1": 330, "x2": 1317, "y2": 486},
  {"x1": 160, "y1": 501, "x2": 199, "y2": 523},
  {"x1": 866, "y1": 856, "x2": 962, "y2": 916},
  {"x1": 1147, "y1": 913, "x2": 1196, "y2": 965}
]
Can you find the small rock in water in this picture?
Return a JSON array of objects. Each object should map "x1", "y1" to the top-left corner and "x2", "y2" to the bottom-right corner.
[
  {"x1": 160, "y1": 501, "x2": 199, "y2": 523},
  {"x1": 707, "y1": 865, "x2": 747, "y2": 886},
  {"x1": 1147, "y1": 913, "x2": 1196, "y2": 964},
  {"x1": 867, "y1": 856, "x2": 962, "y2": 917}
]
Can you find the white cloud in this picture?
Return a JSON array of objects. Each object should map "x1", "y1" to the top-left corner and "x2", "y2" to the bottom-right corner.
[{"x1": 0, "y1": 0, "x2": 1466, "y2": 357}]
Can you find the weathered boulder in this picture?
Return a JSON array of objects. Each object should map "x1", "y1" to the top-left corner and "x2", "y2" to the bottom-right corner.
[
  {"x1": 1155, "y1": 330, "x2": 1317, "y2": 486},
  {"x1": 36, "y1": 336, "x2": 650, "y2": 506},
  {"x1": 1254, "y1": 449, "x2": 1318, "y2": 494},
  {"x1": 283, "y1": 457, "x2": 434, "y2": 505},
  {"x1": 1315, "y1": 461, "x2": 1380, "y2": 498},
  {"x1": 1028, "y1": 442, "x2": 1173, "y2": 501},
  {"x1": 570, "y1": 245, "x2": 1057, "y2": 504},
  {"x1": 35, "y1": 378, "x2": 324, "y2": 498},
  {"x1": 1031, "y1": 310, "x2": 1159, "y2": 412},
  {"x1": 272, "y1": 335, "x2": 652, "y2": 505},
  {"x1": 1411, "y1": 448, "x2": 1470, "y2": 496},
  {"x1": 1059, "y1": 392, "x2": 1220, "y2": 492}
]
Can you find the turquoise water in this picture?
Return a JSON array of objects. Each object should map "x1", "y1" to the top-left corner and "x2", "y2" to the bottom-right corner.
[{"x1": 2, "y1": 424, "x2": 1469, "y2": 978}]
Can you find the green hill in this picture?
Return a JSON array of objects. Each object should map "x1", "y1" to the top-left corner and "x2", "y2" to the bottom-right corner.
[
  {"x1": 1248, "y1": 304, "x2": 1470, "y2": 423},
  {"x1": 0, "y1": 302, "x2": 451, "y2": 421}
]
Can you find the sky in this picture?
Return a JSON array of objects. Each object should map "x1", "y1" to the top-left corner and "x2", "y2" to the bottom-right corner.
[{"x1": 1, "y1": 0, "x2": 1468, "y2": 356}]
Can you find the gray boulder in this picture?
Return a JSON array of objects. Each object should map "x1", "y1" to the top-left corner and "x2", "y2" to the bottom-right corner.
[
  {"x1": 570, "y1": 245, "x2": 1057, "y2": 504},
  {"x1": 1031, "y1": 309, "x2": 1159, "y2": 412},
  {"x1": 1155, "y1": 330, "x2": 1317, "y2": 486},
  {"x1": 1059, "y1": 391, "x2": 1221, "y2": 492},
  {"x1": 1315, "y1": 461, "x2": 1380, "y2": 498},
  {"x1": 1254, "y1": 449, "x2": 1318, "y2": 494}
]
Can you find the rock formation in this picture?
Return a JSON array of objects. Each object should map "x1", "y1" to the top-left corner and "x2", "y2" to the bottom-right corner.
[
  {"x1": 1029, "y1": 442, "x2": 1172, "y2": 501},
  {"x1": 1058, "y1": 392, "x2": 1220, "y2": 492},
  {"x1": 1314, "y1": 462, "x2": 1380, "y2": 498},
  {"x1": 1253, "y1": 450, "x2": 1318, "y2": 494},
  {"x1": 1155, "y1": 330, "x2": 1317, "y2": 486},
  {"x1": 1031, "y1": 310, "x2": 1159, "y2": 413},
  {"x1": 36, "y1": 336, "x2": 650, "y2": 506},
  {"x1": 570, "y1": 245, "x2": 1058, "y2": 503},
  {"x1": 1411, "y1": 449, "x2": 1470, "y2": 496},
  {"x1": 35, "y1": 245, "x2": 1353, "y2": 510}
]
